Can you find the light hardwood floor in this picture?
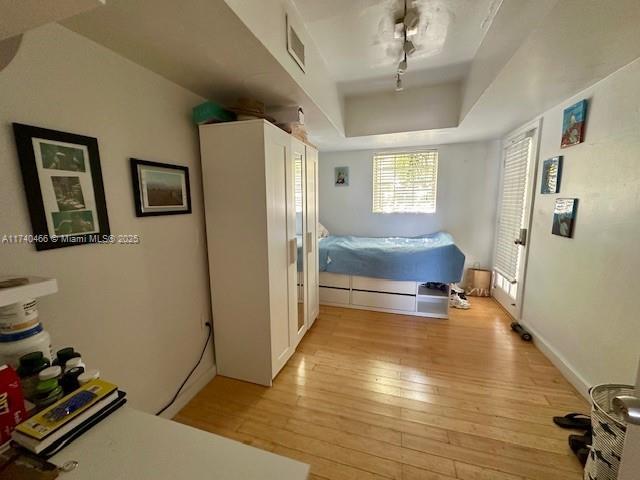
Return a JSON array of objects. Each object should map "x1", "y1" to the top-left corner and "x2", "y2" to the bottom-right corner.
[{"x1": 175, "y1": 298, "x2": 588, "y2": 480}]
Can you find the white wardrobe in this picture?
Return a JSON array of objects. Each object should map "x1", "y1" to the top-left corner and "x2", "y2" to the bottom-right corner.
[{"x1": 199, "y1": 119, "x2": 319, "y2": 386}]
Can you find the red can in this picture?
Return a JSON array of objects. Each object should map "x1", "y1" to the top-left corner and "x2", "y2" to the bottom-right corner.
[{"x1": 0, "y1": 364, "x2": 27, "y2": 449}]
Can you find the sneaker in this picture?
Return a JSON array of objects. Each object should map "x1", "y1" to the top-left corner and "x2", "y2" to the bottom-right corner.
[
  {"x1": 450, "y1": 291, "x2": 470, "y2": 309},
  {"x1": 450, "y1": 283, "x2": 465, "y2": 294}
]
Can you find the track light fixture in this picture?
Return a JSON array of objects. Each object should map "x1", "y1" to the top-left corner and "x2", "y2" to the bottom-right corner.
[
  {"x1": 397, "y1": 57, "x2": 407, "y2": 74},
  {"x1": 394, "y1": 0, "x2": 419, "y2": 92},
  {"x1": 403, "y1": 8, "x2": 419, "y2": 36},
  {"x1": 395, "y1": 73, "x2": 403, "y2": 92},
  {"x1": 403, "y1": 40, "x2": 416, "y2": 55}
]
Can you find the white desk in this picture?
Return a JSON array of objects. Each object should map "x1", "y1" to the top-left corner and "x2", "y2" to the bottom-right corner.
[{"x1": 50, "y1": 407, "x2": 309, "y2": 479}]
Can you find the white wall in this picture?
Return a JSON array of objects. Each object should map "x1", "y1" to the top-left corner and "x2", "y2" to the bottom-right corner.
[
  {"x1": 345, "y1": 82, "x2": 461, "y2": 137},
  {"x1": 319, "y1": 141, "x2": 500, "y2": 269},
  {"x1": 0, "y1": 24, "x2": 215, "y2": 414},
  {"x1": 520, "y1": 57, "x2": 640, "y2": 393}
]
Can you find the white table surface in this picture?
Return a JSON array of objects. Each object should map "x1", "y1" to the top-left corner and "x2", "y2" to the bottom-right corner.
[{"x1": 50, "y1": 407, "x2": 309, "y2": 479}]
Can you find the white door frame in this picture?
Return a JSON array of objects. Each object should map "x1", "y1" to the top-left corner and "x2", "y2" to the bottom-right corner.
[{"x1": 492, "y1": 117, "x2": 542, "y2": 320}]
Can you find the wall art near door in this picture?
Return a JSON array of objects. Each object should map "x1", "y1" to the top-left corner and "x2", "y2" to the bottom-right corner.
[
  {"x1": 12, "y1": 123, "x2": 110, "y2": 250},
  {"x1": 552, "y1": 198, "x2": 578, "y2": 238},
  {"x1": 561, "y1": 99, "x2": 588, "y2": 148},
  {"x1": 334, "y1": 166, "x2": 349, "y2": 186},
  {"x1": 541, "y1": 156, "x2": 563, "y2": 194},
  {"x1": 130, "y1": 158, "x2": 191, "y2": 216}
]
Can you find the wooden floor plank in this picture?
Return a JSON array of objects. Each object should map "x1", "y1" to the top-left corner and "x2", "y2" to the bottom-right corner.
[{"x1": 175, "y1": 298, "x2": 587, "y2": 479}]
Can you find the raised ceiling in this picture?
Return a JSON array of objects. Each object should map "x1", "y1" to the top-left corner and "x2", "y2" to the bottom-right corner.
[
  {"x1": 292, "y1": 0, "x2": 498, "y2": 94},
  {"x1": 56, "y1": 0, "x2": 640, "y2": 152}
]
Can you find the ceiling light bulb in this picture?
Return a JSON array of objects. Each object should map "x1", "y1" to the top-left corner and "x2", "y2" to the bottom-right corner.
[
  {"x1": 395, "y1": 74, "x2": 403, "y2": 92},
  {"x1": 403, "y1": 40, "x2": 416, "y2": 55},
  {"x1": 397, "y1": 59, "x2": 407, "y2": 74}
]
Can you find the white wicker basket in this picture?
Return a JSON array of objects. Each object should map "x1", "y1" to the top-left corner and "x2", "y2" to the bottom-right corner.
[{"x1": 584, "y1": 384, "x2": 634, "y2": 480}]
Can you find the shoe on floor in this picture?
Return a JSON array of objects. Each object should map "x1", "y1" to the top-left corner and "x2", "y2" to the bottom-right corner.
[{"x1": 450, "y1": 291, "x2": 470, "y2": 309}]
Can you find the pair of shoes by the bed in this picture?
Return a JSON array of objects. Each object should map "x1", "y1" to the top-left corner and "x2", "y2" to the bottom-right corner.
[{"x1": 449, "y1": 291, "x2": 470, "y2": 309}]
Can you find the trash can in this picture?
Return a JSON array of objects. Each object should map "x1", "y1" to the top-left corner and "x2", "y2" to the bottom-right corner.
[{"x1": 584, "y1": 383, "x2": 635, "y2": 480}]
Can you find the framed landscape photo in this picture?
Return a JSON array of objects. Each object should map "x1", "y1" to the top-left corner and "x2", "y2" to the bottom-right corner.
[
  {"x1": 12, "y1": 123, "x2": 110, "y2": 251},
  {"x1": 541, "y1": 156, "x2": 562, "y2": 194},
  {"x1": 561, "y1": 99, "x2": 588, "y2": 148},
  {"x1": 130, "y1": 159, "x2": 191, "y2": 217},
  {"x1": 552, "y1": 198, "x2": 578, "y2": 238}
]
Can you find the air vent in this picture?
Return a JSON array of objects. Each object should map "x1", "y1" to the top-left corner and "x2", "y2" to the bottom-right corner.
[{"x1": 286, "y1": 15, "x2": 305, "y2": 72}]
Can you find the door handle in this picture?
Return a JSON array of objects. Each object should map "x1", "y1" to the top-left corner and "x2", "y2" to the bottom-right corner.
[
  {"x1": 613, "y1": 395, "x2": 640, "y2": 426},
  {"x1": 289, "y1": 238, "x2": 297, "y2": 265},
  {"x1": 306, "y1": 232, "x2": 312, "y2": 253},
  {"x1": 514, "y1": 228, "x2": 527, "y2": 246}
]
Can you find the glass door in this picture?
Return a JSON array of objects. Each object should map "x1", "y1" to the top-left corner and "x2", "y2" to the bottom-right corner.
[{"x1": 493, "y1": 120, "x2": 540, "y2": 319}]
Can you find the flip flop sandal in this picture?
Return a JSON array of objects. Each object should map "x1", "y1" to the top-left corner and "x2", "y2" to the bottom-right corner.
[
  {"x1": 569, "y1": 432, "x2": 592, "y2": 454},
  {"x1": 576, "y1": 447, "x2": 589, "y2": 466},
  {"x1": 553, "y1": 413, "x2": 592, "y2": 430}
]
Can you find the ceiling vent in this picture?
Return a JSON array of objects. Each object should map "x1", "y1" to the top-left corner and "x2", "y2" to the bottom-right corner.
[{"x1": 286, "y1": 15, "x2": 305, "y2": 73}]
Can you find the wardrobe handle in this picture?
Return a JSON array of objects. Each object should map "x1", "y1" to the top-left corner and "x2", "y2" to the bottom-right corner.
[
  {"x1": 306, "y1": 232, "x2": 313, "y2": 253},
  {"x1": 289, "y1": 238, "x2": 297, "y2": 265}
]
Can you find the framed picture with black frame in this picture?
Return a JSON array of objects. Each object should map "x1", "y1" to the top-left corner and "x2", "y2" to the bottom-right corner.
[
  {"x1": 12, "y1": 123, "x2": 110, "y2": 251},
  {"x1": 130, "y1": 158, "x2": 191, "y2": 217}
]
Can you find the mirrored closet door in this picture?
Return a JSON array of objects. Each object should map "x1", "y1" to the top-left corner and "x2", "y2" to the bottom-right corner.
[{"x1": 292, "y1": 140, "x2": 307, "y2": 346}]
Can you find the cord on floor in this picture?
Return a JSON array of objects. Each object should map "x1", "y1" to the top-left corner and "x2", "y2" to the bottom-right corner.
[{"x1": 155, "y1": 322, "x2": 212, "y2": 416}]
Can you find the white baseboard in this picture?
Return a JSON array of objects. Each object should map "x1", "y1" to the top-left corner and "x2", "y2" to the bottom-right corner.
[
  {"x1": 158, "y1": 365, "x2": 217, "y2": 419},
  {"x1": 520, "y1": 319, "x2": 591, "y2": 400}
]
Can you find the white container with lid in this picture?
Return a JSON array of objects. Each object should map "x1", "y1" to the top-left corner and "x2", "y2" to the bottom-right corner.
[
  {"x1": 38, "y1": 365, "x2": 62, "y2": 381},
  {"x1": 65, "y1": 356, "x2": 85, "y2": 372},
  {"x1": 0, "y1": 298, "x2": 39, "y2": 334},
  {"x1": 0, "y1": 324, "x2": 52, "y2": 368},
  {"x1": 78, "y1": 369, "x2": 100, "y2": 385}
]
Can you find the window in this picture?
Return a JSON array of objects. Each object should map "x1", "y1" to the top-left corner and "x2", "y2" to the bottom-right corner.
[{"x1": 372, "y1": 150, "x2": 438, "y2": 213}]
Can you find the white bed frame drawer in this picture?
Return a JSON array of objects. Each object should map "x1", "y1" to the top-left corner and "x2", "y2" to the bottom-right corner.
[
  {"x1": 351, "y1": 290, "x2": 416, "y2": 312},
  {"x1": 319, "y1": 272, "x2": 350, "y2": 289},
  {"x1": 319, "y1": 286, "x2": 350, "y2": 305},
  {"x1": 352, "y1": 275, "x2": 416, "y2": 295}
]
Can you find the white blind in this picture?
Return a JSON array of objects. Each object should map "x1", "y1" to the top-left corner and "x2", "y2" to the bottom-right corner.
[
  {"x1": 372, "y1": 151, "x2": 438, "y2": 213},
  {"x1": 494, "y1": 134, "x2": 533, "y2": 282}
]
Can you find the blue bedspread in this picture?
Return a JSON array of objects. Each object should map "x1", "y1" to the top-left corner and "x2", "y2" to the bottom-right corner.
[{"x1": 318, "y1": 232, "x2": 465, "y2": 283}]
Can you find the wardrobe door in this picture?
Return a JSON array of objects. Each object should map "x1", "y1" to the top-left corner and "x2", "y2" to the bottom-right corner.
[
  {"x1": 290, "y1": 139, "x2": 307, "y2": 347},
  {"x1": 305, "y1": 145, "x2": 320, "y2": 326},
  {"x1": 265, "y1": 126, "x2": 294, "y2": 379}
]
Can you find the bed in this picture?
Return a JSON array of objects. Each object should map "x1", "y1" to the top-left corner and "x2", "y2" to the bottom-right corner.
[{"x1": 318, "y1": 232, "x2": 465, "y2": 318}]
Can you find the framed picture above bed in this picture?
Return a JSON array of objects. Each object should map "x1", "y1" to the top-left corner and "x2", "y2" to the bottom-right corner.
[
  {"x1": 334, "y1": 166, "x2": 349, "y2": 186},
  {"x1": 130, "y1": 158, "x2": 191, "y2": 217},
  {"x1": 12, "y1": 123, "x2": 110, "y2": 251}
]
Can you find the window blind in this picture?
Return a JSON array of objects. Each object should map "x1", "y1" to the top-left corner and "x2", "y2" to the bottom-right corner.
[
  {"x1": 494, "y1": 134, "x2": 533, "y2": 283},
  {"x1": 372, "y1": 151, "x2": 438, "y2": 214}
]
